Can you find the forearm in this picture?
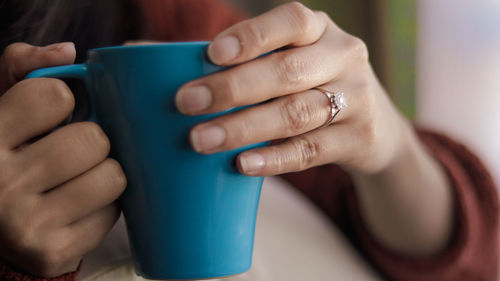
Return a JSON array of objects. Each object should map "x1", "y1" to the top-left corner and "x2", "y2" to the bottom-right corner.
[{"x1": 351, "y1": 124, "x2": 454, "y2": 257}]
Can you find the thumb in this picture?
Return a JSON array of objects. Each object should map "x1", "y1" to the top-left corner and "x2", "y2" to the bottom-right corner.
[{"x1": 0, "y1": 42, "x2": 76, "y2": 93}]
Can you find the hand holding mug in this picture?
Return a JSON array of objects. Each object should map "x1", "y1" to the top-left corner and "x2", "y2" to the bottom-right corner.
[
  {"x1": 177, "y1": 2, "x2": 411, "y2": 177},
  {"x1": 180, "y1": 2, "x2": 452, "y2": 258},
  {"x1": 27, "y1": 42, "x2": 267, "y2": 279},
  {"x1": 0, "y1": 43, "x2": 125, "y2": 277}
]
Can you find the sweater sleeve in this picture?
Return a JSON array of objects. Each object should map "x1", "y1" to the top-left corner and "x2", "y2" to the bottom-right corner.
[
  {"x1": 136, "y1": 0, "x2": 246, "y2": 42},
  {"x1": 0, "y1": 261, "x2": 78, "y2": 281},
  {"x1": 283, "y1": 129, "x2": 499, "y2": 281},
  {"x1": 349, "y1": 130, "x2": 499, "y2": 281}
]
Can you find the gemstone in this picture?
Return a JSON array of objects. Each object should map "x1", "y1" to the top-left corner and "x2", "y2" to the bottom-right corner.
[{"x1": 333, "y1": 92, "x2": 347, "y2": 109}]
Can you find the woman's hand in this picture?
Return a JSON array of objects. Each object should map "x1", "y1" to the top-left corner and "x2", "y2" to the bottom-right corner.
[
  {"x1": 176, "y1": 2, "x2": 453, "y2": 257},
  {"x1": 175, "y1": 2, "x2": 408, "y2": 177},
  {"x1": 0, "y1": 43, "x2": 126, "y2": 277}
]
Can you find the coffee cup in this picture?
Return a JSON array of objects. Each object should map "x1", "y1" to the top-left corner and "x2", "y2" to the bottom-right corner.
[{"x1": 27, "y1": 42, "x2": 265, "y2": 280}]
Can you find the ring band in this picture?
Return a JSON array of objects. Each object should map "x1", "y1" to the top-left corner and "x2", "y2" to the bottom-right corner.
[{"x1": 315, "y1": 87, "x2": 347, "y2": 126}]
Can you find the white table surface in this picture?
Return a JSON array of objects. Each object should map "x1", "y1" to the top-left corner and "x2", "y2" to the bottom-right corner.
[{"x1": 78, "y1": 177, "x2": 383, "y2": 281}]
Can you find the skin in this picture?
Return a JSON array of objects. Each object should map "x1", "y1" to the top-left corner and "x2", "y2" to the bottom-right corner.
[
  {"x1": 0, "y1": 2, "x2": 452, "y2": 278},
  {"x1": 177, "y1": 2, "x2": 453, "y2": 256},
  {"x1": 0, "y1": 43, "x2": 126, "y2": 277}
]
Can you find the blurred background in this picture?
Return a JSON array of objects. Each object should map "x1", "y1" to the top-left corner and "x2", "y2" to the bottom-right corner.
[
  {"x1": 227, "y1": 0, "x2": 500, "y2": 187},
  {"x1": 228, "y1": 0, "x2": 416, "y2": 118}
]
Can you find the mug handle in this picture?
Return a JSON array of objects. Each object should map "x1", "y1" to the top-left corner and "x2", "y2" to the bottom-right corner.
[{"x1": 26, "y1": 64, "x2": 97, "y2": 122}]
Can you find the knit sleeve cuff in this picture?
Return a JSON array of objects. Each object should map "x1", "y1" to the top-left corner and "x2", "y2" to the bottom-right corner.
[{"x1": 0, "y1": 260, "x2": 79, "y2": 281}]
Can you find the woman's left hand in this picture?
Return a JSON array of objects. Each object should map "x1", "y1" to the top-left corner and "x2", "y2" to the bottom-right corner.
[
  {"x1": 175, "y1": 2, "x2": 410, "y2": 177},
  {"x1": 175, "y1": 2, "x2": 454, "y2": 256}
]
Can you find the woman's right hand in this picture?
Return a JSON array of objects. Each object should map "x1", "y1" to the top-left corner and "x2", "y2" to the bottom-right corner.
[{"x1": 0, "y1": 43, "x2": 127, "y2": 277}]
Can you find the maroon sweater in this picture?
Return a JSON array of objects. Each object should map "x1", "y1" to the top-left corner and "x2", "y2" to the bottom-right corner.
[{"x1": 1, "y1": 1, "x2": 498, "y2": 280}]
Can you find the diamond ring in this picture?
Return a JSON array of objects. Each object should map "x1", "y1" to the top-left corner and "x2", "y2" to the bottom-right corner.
[{"x1": 314, "y1": 87, "x2": 347, "y2": 127}]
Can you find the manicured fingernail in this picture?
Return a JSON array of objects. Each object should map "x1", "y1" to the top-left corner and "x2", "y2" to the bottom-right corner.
[
  {"x1": 42, "y1": 42, "x2": 75, "y2": 52},
  {"x1": 176, "y1": 86, "x2": 212, "y2": 114},
  {"x1": 239, "y1": 152, "x2": 265, "y2": 175},
  {"x1": 191, "y1": 125, "x2": 226, "y2": 152},
  {"x1": 208, "y1": 36, "x2": 240, "y2": 64}
]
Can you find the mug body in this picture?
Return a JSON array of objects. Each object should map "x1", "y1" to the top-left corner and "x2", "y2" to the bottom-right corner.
[{"x1": 86, "y1": 42, "x2": 264, "y2": 279}]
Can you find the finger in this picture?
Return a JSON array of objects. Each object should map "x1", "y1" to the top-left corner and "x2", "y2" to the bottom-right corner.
[
  {"x1": 236, "y1": 123, "x2": 360, "y2": 176},
  {"x1": 176, "y1": 28, "x2": 346, "y2": 115},
  {"x1": 9, "y1": 204, "x2": 119, "y2": 278},
  {"x1": 0, "y1": 78, "x2": 75, "y2": 149},
  {"x1": 68, "y1": 203, "x2": 120, "y2": 250},
  {"x1": 177, "y1": 20, "x2": 367, "y2": 116},
  {"x1": 189, "y1": 89, "x2": 332, "y2": 154},
  {"x1": 14, "y1": 122, "x2": 110, "y2": 193},
  {"x1": 0, "y1": 42, "x2": 76, "y2": 93},
  {"x1": 208, "y1": 2, "x2": 328, "y2": 65},
  {"x1": 54, "y1": 203, "x2": 120, "y2": 273},
  {"x1": 42, "y1": 158, "x2": 126, "y2": 225}
]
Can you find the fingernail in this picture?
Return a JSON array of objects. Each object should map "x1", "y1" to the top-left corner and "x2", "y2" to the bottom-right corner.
[
  {"x1": 42, "y1": 42, "x2": 75, "y2": 52},
  {"x1": 208, "y1": 36, "x2": 240, "y2": 64},
  {"x1": 239, "y1": 152, "x2": 265, "y2": 175},
  {"x1": 191, "y1": 125, "x2": 226, "y2": 152},
  {"x1": 176, "y1": 86, "x2": 212, "y2": 114}
]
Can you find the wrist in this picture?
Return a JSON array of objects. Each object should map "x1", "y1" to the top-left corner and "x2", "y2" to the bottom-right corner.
[
  {"x1": 349, "y1": 123, "x2": 454, "y2": 256},
  {"x1": 381, "y1": 119, "x2": 421, "y2": 176}
]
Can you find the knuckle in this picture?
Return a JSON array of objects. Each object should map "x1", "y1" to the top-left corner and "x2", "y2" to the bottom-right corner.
[
  {"x1": 293, "y1": 135, "x2": 321, "y2": 170},
  {"x1": 364, "y1": 93, "x2": 376, "y2": 117},
  {"x1": 41, "y1": 78, "x2": 75, "y2": 110},
  {"x1": 0, "y1": 194, "x2": 40, "y2": 246},
  {"x1": 12, "y1": 226, "x2": 32, "y2": 251},
  {"x1": 0, "y1": 43, "x2": 35, "y2": 81},
  {"x1": 266, "y1": 145, "x2": 286, "y2": 173},
  {"x1": 243, "y1": 20, "x2": 268, "y2": 49},
  {"x1": 77, "y1": 122, "x2": 110, "y2": 156},
  {"x1": 0, "y1": 43, "x2": 34, "y2": 88},
  {"x1": 218, "y1": 74, "x2": 241, "y2": 106},
  {"x1": 276, "y1": 53, "x2": 308, "y2": 85},
  {"x1": 233, "y1": 118, "x2": 254, "y2": 145},
  {"x1": 1, "y1": 43, "x2": 33, "y2": 63},
  {"x1": 286, "y1": 2, "x2": 316, "y2": 35},
  {"x1": 356, "y1": 81, "x2": 375, "y2": 116},
  {"x1": 351, "y1": 84, "x2": 378, "y2": 151},
  {"x1": 281, "y1": 95, "x2": 315, "y2": 133},
  {"x1": 103, "y1": 158, "x2": 127, "y2": 193},
  {"x1": 0, "y1": 195, "x2": 75, "y2": 277},
  {"x1": 316, "y1": 11, "x2": 330, "y2": 22},
  {"x1": 9, "y1": 216, "x2": 38, "y2": 256},
  {"x1": 362, "y1": 121, "x2": 377, "y2": 147},
  {"x1": 348, "y1": 36, "x2": 369, "y2": 61},
  {"x1": 35, "y1": 243, "x2": 71, "y2": 277}
]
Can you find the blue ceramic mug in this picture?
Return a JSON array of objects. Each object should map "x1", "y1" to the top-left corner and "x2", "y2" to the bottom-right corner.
[{"x1": 27, "y1": 42, "x2": 265, "y2": 280}]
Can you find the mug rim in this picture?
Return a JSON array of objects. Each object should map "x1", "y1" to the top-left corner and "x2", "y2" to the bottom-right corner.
[{"x1": 90, "y1": 41, "x2": 209, "y2": 53}]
